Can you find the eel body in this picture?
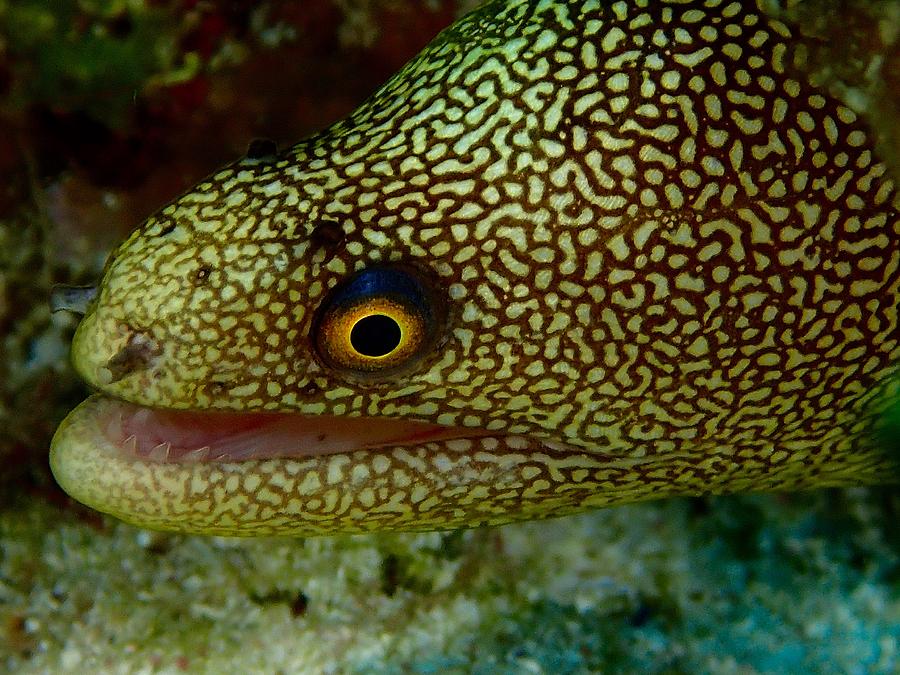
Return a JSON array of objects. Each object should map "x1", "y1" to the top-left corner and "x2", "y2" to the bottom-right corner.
[{"x1": 51, "y1": 0, "x2": 899, "y2": 536}]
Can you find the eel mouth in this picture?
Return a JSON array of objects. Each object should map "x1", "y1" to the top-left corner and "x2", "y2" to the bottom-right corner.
[
  {"x1": 91, "y1": 396, "x2": 492, "y2": 463},
  {"x1": 49, "y1": 394, "x2": 614, "y2": 536}
]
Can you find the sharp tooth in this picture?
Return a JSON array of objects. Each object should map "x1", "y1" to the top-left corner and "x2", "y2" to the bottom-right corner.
[
  {"x1": 120, "y1": 435, "x2": 137, "y2": 455},
  {"x1": 147, "y1": 442, "x2": 172, "y2": 462},
  {"x1": 106, "y1": 412, "x2": 124, "y2": 440},
  {"x1": 132, "y1": 408, "x2": 153, "y2": 427},
  {"x1": 183, "y1": 446, "x2": 211, "y2": 462}
]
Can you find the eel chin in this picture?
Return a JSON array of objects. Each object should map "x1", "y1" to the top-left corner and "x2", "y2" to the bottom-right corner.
[{"x1": 50, "y1": 395, "x2": 627, "y2": 536}]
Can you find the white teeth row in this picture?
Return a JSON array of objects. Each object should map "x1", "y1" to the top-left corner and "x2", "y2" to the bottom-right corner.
[
  {"x1": 182, "y1": 446, "x2": 212, "y2": 462},
  {"x1": 117, "y1": 436, "x2": 219, "y2": 463}
]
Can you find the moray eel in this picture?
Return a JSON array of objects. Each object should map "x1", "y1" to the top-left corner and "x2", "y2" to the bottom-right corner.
[{"x1": 51, "y1": 0, "x2": 900, "y2": 536}]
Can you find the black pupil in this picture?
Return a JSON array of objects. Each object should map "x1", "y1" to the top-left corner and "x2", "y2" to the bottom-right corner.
[{"x1": 350, "y1": 314, "x2": 402, "y2": 357}]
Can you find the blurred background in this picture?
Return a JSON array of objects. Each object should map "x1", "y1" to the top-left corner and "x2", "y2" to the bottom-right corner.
[{"x1": 0, "y1": 1, "x2": 898, "y2": 673}]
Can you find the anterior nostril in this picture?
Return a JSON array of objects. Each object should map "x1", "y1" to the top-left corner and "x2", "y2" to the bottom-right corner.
[
  {"x1": 50, "y1": 285, "x2": 98, "y2": 315},
  {"x1": 105, "y1": 330, "x2": 160, "y2": 383}
]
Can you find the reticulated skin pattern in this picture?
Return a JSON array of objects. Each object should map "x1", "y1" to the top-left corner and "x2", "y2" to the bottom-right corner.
[{"x1": 54, "y1": 0, "x2": 900, "y2": 535}]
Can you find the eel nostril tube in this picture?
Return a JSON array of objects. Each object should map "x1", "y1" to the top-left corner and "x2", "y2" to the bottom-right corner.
[{"x1": 50, "y1": 284, "x2": 98, "y2": 315}]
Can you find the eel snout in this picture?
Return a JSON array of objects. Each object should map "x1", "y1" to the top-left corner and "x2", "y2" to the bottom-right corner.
[{"x1": 50, "y1": 285, "x2": 97, "y2": 315}]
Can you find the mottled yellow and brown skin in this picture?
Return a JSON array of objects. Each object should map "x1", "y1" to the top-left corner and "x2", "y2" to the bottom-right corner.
[{"x1": 51, "y1": 0, "x2": 899, "y2": 536}]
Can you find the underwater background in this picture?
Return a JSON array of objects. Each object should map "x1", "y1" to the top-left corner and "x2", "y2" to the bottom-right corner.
[{"x1": 0, "y1": 0, "x2": 898, "y2": 672}]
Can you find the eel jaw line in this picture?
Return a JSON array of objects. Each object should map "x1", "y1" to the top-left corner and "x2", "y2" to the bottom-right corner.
[
  {"x1": 90, "y1": 395, "x2": 500, "y2": 463},
  {"x1": 49, "y1": 394, "x2": 613, "y2": 537}
]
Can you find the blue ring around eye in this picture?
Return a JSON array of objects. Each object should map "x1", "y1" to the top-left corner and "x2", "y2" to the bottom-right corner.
[{"x1": 328, "y1": 266, "x2": 435, "y2": 319}]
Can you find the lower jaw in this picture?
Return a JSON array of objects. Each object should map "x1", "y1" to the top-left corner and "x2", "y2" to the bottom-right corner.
[
  {"x1": 51, "y1": 396, "x2": 868, "y2": 536},
  {"x1": 50, "y1": 394, "x2": 624, "y2": 537}
]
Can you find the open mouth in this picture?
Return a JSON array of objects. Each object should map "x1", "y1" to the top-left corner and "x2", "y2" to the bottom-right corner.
[
  {"x1": 50, "y1": 392, "x2": 619, "y2": 536},
  {"x1": 96, "y1": 396, "x2": 493, "y2": 463}
]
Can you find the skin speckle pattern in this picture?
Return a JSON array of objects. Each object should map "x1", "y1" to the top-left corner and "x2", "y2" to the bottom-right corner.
[{"x1": 52, "y1": 0, "x2": 899, "y2": 536}]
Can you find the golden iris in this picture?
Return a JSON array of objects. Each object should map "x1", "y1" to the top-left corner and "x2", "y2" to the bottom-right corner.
[{"x1": 313, "y1": 266, "x2": 445, "y2": 379}]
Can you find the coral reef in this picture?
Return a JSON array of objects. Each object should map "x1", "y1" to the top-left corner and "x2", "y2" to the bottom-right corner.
[{"x1": 2, "y1": 491, "x2": 898, "y2": 672}]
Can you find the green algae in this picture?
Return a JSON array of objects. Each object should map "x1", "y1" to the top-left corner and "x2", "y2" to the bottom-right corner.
[
  {"x1": 878, "y1": 371, "x2": 900, "y2": 467},
  {"x1": 0, "y1": 0, "x2": 183, "y2": 126}
]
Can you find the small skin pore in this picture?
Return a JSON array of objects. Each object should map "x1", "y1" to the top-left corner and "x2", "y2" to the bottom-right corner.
[{"x1": 51, "y1": 0, "x2": 900, "y2": 536}]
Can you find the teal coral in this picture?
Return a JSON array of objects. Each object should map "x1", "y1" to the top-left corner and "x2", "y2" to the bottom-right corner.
[{"x1": 382, "y1": 494, "x2": 900, "y2": 674}]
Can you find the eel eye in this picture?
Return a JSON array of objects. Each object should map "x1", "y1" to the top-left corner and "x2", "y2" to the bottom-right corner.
[{"x1": 313, "y1": 265, "x2": 446, "y2": 379}]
